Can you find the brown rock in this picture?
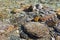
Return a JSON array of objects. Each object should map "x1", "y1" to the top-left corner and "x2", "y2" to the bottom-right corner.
[
  {"x1": 56, "y1": 8, "x2": 60, "y2": 19},
  {"x1": 31, "y1": 14, "x2": 56, "y2": 22},
  {"x1": 56, "y1": 36, "x2": 60, "y2": 40},
  {"x1": 46, "y1": 19, "x2": 56, "y2": 27}
]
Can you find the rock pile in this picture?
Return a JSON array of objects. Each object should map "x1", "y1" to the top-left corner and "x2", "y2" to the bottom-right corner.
[
  {"x1": 18, "y1": 3, "x2": 60, "y2": 39},
  {"x1": 1, "y1": 3, "x2": 59, "y2": 40}
]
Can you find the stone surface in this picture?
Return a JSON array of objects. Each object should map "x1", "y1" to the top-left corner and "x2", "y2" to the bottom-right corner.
[
  {"x1": 45, "y1": 19, "x2": 56, "y2": 27},
  {"x1": 56, "y1": 8, "x2": 60, "y2": 19},
  {"x1": 54, "y1": 21, "x2": 60, "y2": 33},
  {"x1": 21, "y1": 22, "x2": 50, "y2": 38},
  {"x1": 56, "y1": 36, "x2": 60, "y2": 40},
  {"x1": 0, "y1": 0, "x2": 60, "y2": 40}
]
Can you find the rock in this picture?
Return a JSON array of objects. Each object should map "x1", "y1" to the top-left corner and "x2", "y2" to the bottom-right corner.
[
  {"x1": 56, "y1": 8, "x2": 60, "y2": 19},
  {"x1": 45, "y1": 19, "x2": 56, "y2": 27},
  {"x1": 33, "y1": 3, "x2": 43, "y2": 11},
  {"x1": 10, "y1": 35, "x2": 20, "y2": 40},
  {"x1": 56, "y1": 36, "x2": 60, "y2": 40},
  {"x1": 0, "y1": 21, "x2": 10, "y2": 30},
  {"x1": 54, "y1": 21, "x2": 60, "y2": 33},
  {"x1": 23, "y1": 5, "x2": 33, "y2": 12},
  {"x1": 31, "y1": 15, "x2": 41, "y2": 22},
  {"x1": 0, "y1": 13, "x2": 8, "y2": 19},
  {"x1": 39, "y1": 0, "x2": 46, "y2": 3},
  {"x1": 20, "y1": 31, "x2": 29, "y2": 39},
  {"x1": 38, "y1": 6, "x2": 57, "y2": 22},
  {"x1": 19, "y1": 25, "x2": 29, "y2": 39},
  {"x1": 0, "y1": 35, "x2": 9, "y2": 40},
  {"x1": 11, "y1": 4, "x2": 33, "y2": 13},
  {"x1": 37, "y1": 37, "x2": 51, "y2": 40},
  {"x1": 57, "y1": 14, "x2": 60, "y2": 19},
  {"x1": 51, "y1": 37, "x2": 55, "y2": 40},
  {"x1": 21, "y1": 22, "x2": 50, "y2": 39},
  {"x1": 31, "y1": 13, "x2": 57, "y2": 22}
]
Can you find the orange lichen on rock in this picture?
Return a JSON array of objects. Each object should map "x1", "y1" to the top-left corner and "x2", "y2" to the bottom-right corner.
[
  {"x1": 32, "y1": 14, "x2": 54, "y2": 22},
  {"x1": 56, "y1": 8, "x2": 60, "y2": 19},
  {"x1": 31, "y1": 16, "x2": 47, "y2": 22},
  {"x1": 5, "y1": 25, "x2": 18, "y2": 34},
  {"x1": 56, "y1": 8, "x2": 60, "y2": 15},
  {"x1": 33, "y1": 16, "x2": 40, "y2": 22}
]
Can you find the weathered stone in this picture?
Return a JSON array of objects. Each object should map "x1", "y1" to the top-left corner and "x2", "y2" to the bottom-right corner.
[
  {"x1": 21, "y1": 22, "x2": 50, "y2": 39},
  {"x1": 56, "y1": 36, "x2": 60, "y2": 40},
  {"x1": 45, "y1": 19, "x2": 56, "y2": 27},
  {"x1": 54, "y1": 21, "x2": 60, "y2": 33},
  {"x1": 56, "y1": 8, "x2": 60, "y2": 19},
  {"x1": 20, "y1": 31, "x2": 29, "y2": 39},
  {"x1": 10, "y1": 35, "x2": 20, "y2": 40}
]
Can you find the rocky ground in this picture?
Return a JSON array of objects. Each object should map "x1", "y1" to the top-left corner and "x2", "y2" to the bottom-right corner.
[{"x1": 0, "y1": 0, "x2": 60, "y2": 40}]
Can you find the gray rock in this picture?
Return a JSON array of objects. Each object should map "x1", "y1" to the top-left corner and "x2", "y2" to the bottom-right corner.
[
  {"x1": 21, "y1": 22, "x2": 50, "y2": 39},
  {"x1": 20, "y1": 31, "x2": 29, "y2": 39},
  {"x1": 10, "y1": 35, "x2": 20, "y2": 40}
]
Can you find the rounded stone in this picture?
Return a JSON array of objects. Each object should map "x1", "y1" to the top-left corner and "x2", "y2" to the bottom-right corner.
[
  {"x1": 56, "y1": 36, "x2": 60, "y2": 40},
  {"x1": 54, "y1": 21, "x2": 60, "y2": 33},
  {"x1": 22, "y1": 22, "x2": 50, "y2": 38}
]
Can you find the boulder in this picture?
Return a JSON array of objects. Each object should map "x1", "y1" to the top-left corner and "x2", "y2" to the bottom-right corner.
[{"x1": 21, "y1": 22, "x2": 50, "y2": 39}]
